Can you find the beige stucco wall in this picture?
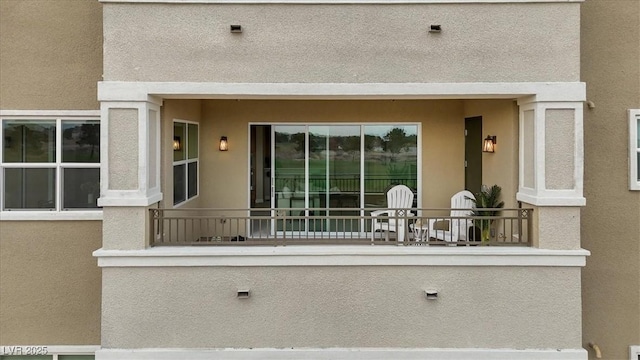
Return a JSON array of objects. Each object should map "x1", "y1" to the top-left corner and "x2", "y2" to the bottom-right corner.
[
  {"x1": 0, "y1": 221, "x2": 102, "y2": 345},
  {"x1": 0, "y1": 0, "x2": 102, "y2": 110},
  {"x1": 102, "y1": 2, "x2": 580, "y2": 83},
  {"x1": 101, "y1": 265, "x2": 582, "y2": 349},
  {"x1": 463, "y1": 100, "x2": 519, "y2": 209},
  {"x1": 546, "y1": 109, "x2": 576, "y2": 190},
  {"x1": 108, "y1": 108, "x2": 139, "y2": 190},
  {"x1": 194, "y1": 99, "x2": 472, "y2": 210},
  {"x1": 0, "y1": 0, "x2": 103, "y2": 347},
  {"x1": 581, "y1": 0, "x2": 640, "y2": 358}
]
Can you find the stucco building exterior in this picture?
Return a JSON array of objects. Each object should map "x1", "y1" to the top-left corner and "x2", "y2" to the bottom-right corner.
[{"x1": 0, "y1": 0, "x2": 637, "y2": 359}]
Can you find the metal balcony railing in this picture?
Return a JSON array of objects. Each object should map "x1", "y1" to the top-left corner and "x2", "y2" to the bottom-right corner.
[{"x1": 149, "y1": 208, "x2": 532, "y2": 247}]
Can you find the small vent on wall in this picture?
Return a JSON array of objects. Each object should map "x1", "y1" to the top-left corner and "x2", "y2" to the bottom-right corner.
[
  {"x1": 429, "y1": 25, "x2": 442, "y2": 33},
  {"x1": 230, "y1": 25, "x2": 242, "y2": 33}
]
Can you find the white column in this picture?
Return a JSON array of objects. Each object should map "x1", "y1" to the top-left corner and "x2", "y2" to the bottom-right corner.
[
  {"x1": 98, "y1": 99, "x2": 162, "y2": 207},
  {"x1": 517, "y1": 98, "x2": 585, "y2": 207},
  {"x1": 98, "y1": 99, "x2": 163, "y2": 250},
  {"x1": 517, "y1": 98, "x2": 585, "y2": 249}
]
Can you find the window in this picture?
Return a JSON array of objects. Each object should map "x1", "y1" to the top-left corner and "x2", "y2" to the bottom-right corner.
[
  {"x1": 272, "y1": 124, "x2": 419, "y2": 233},
  {"x1": 0, "y1": 114, "x2": 100, "y2": 212},
  {"x1": 173, "y1": 120, "x2": 199, "y2": 205},
  {"x1": 630, "y1": 109, "x2": 640, "y2": 190}
]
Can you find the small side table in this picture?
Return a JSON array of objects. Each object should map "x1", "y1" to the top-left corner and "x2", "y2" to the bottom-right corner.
[{"x1": 410, "y1": 222, "x2": 430, "y2": 244}]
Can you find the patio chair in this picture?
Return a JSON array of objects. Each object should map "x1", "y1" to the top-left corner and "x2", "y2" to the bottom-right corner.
[
  {"x1": 429, "y1": 190, "x2": 475, "y2": 243},
  {"x1": 371, "y1": 185, "x2": 414, "y2": 243}
]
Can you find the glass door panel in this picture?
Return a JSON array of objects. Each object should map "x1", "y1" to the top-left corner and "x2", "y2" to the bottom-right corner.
[
  {"x1": 364, "y1": 125, "x2": 418, "y2": 231},
  {"x1": 273, "y1": 125, "x2": 306, "y2": 233},
  {"x1": 309, "y1": 125, "x2": 361, "y2": 233}
]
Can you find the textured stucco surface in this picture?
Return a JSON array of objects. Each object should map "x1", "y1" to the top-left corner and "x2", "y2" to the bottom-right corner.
[
  {"x1": 535, "y1": 206, "x2": 581, "y2": 250},
  {"x1": 101, "y1": 266, "x2": 582, "y2": 349},
  {"x1": 108, "y1": 108, "x2": 139, "y2": 191},
  {"x1": 545, "y1": 109, "x2": 575, "y2": 190},
  {"x1": 463, "y1": 100, "x2": 519, "y2": 208},
  {"x1": 0, "y1": 221, "x2": 101, "y2": 345},
  {"x1": 102, "y1": 207, "x2": 149, "y2": 250},
  {"x1": 0, "y1": 0, "x2": 102, "y2": 110},
  {"x1": 102, "y1": 3, "x2": 580, "y2": 83},
  {"x1": 523, "y1": 110, "x2": 535, "y2": 189},
  {"x1": 580, "y1": 0, "x2": 640, "y2": 358}
]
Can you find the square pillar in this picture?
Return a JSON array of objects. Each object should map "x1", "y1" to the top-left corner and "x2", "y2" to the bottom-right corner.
[
  {"x1": 98, "y1": 99, "x2": 162, "y2": 249},
  {"x1": 517, "y1": 98, "x2": 585, "y2": 249}
]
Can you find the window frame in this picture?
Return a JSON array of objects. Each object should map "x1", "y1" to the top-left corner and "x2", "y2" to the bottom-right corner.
[
  {"x1": 172, "y1": 119, "x2": 199, "y2": 207},
  {"x1": 0, "y1": 110, "x2": 101, "y2": 220},
  {"x1": 630, "y1": 109, "x2": 640, "y2": 191}
]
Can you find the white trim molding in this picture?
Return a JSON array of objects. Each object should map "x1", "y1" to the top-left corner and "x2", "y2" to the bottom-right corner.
[
  {"x1": 629, "y1": 109, "x2": 640, "y2": 190},
  {"x1": 99, "y1": 0, "x2": 584, "y2": 3},
  {"x1": 98, "y1": 100, "x2": 163, "y2": 207},
  {"x1": 0, "y1": 211, "x2": 102, "y2": 221},
  {"x1": 95, "y1": 347, "x2": 587, "y2": 360},
  {"x1": 516, "y1": 99, "x2": 586, "y2": 206},
  {"x1": 630, "y1": 346, "x2": 640, "y2": 360},
  {"x1": 94, "y1": 246, "x2": 590, "y2": 267},
  {"x1": 98, "y1": 81, "x2": 586, "y2": 102}
]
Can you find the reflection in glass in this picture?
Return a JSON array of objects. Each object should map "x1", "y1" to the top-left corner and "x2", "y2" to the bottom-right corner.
[
  {"x1": 173, "y1": 122, "x2": 186, "y2": 162},
  {"x1": 62, "y1": 121, "x2": 100, "y2": 163},
  {"x1": 364, "y1": 125, "x2": 418, "y2": 211},
  {"x1": 188, "y1": 124, "x2": 198, "y2": 159},
  {"x1": 274, "y1": 126, "x2": 306, "y2": 231},
  {"x1": 63, "y1": 168, "x2": 100, "y2": 209},
  {"x1": 188, "y1": 162, "x2": 198, "y2": 198},
  {"x1": 3, "y1": 121, "x2": 56, "y2": 163},
  {"x1": 173, "y1": 164, "x2": 186, "y2": 205},
  {"x1": 4, "y1": 168, "x2": 56, "y2": 209},
  {"x1": 309, "y1": 125, "x2": 361, "y2": 232}
]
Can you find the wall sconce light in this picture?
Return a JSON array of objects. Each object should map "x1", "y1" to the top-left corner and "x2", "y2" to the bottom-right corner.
[
  {"x1": 483, "y1": 135, "x2": 497, "y2": 153},
  {"x1": 219, "y1": 136, "x2": 229, "y2": 151},
  {"x1": 173, "y1": 136, "x2": 182, "y2": 151}
]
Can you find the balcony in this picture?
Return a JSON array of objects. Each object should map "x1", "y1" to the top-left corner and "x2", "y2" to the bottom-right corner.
[{"x1": 149, "y1": 207, "x2": 532, "y2": 247}]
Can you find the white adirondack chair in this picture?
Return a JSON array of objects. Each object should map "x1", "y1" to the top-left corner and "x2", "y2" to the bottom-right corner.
[
  {"x1": 429, "y1": 190, "x2": 475, "y2": 243},
  {"x1": 371, "y1": 185, "x2": 414, "y2": 243}
]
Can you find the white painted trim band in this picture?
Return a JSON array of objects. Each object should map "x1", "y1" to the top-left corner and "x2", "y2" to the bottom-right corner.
[
  {"x1": 98, "y1": 81, "x2": 586, "y2": 102},
  {"x1": 99, "y1": 0, "x2": 584, "y2": 3},
  {"x1": 516, "y1": 192, "x2": 586, "y2": 206},
  {"x1": 0, "y1": 211, "x2": 103, "y2": 221},
  {"x1": 95, "y1": 347, "x2": 588, "y2": 360},
  {"x1": 94, "y1": 246, "x2": 590, "y2": 267}
]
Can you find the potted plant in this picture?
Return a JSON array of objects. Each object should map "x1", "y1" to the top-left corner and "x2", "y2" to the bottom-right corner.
[{"x1": 471, "y1": 185, "x2": 504, "y2": 245}]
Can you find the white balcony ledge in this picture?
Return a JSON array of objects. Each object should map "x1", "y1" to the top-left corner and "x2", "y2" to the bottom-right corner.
[
  {"x1": 99, "y1": 0, "x2": 584, "y2": 4},
  {"x1": 94, "y1": 246, "x2": 589, "y2": 267}
]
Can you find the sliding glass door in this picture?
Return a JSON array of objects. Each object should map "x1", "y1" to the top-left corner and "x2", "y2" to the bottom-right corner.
[{"x1": 271, "y1": 124, "x2": 418, "y2": 236}]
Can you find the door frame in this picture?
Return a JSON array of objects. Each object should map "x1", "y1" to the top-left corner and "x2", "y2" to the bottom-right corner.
[{"x1": 248, "y1": 122, "x2": 422, "y2": 238}]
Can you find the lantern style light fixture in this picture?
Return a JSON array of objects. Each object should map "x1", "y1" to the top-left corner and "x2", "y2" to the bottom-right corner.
[
  {"x1": 483, "y1": 135, "x2": 496, "y2": 153},
  {"x1": 173, "y1": 136, "x2": 182, "y2": 151},
  {"x1": 219, "y1": 136, "x2": 229, "y2": 151}
]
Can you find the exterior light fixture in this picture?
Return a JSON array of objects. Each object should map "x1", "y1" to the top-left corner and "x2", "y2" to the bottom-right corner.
[
  {"x1": 173, "y1": 136, "x2": 182, "y2": 151},
  {"x1": 483, "y1": 135, "x2": 497, "y2": 153},
  {"x1": 219, "y1": 136, "x2": 229, "y2": 151}
]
